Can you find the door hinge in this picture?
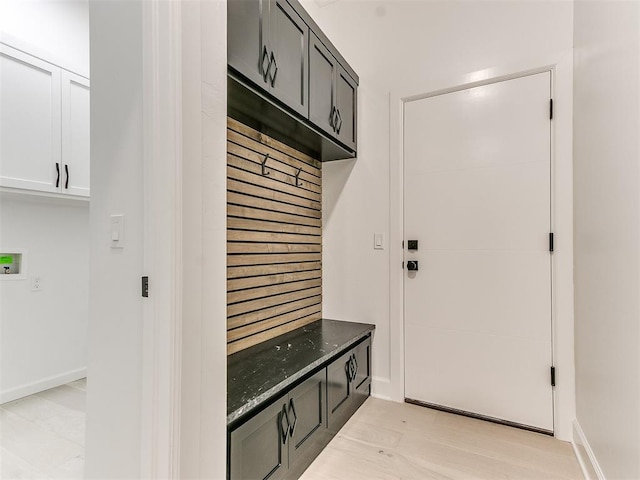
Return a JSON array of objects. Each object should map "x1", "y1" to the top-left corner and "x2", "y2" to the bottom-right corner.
[
  {"x1": 549, "y1": 232, "x2": 554, "y2": 252},
  {"x1": 551, "y1": 366, "x2": 556, "y2": 387},
  {"x1": 142, "y1": 276, "x2": 149, "y2": 297},
  {"x1": 402, "y1": 261, "x2": 405, "y2": 269},
  {"x1": 550, "y1": 99, "x2": 553, "y2": 120},
  {"x1": 402, "y1": 240, "x2": 405, "y2": 249}
]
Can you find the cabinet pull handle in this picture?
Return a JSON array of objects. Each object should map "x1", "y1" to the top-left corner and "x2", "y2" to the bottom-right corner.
[
  {"x1": 269, "y1": 51, "x2": 278, "y2": 87},
  {"x1": 280, "y1": 404, "x2": 290, "y2": 444},
  {"x1": 344, "y1": 358, "x2": 351, "y2": 382},
  {"x1": 261, "y1": 45, "x2": 270, "y2": 82},
  {"x1": 288, "y1": 399, "x2": 298, "y2": 437},
  {"x1": 55, "y1": 163, "x2": 60, "y2": 188},
  {"x1": 64, "y1": 164, "x2": 69, "y2": 189},
  {"x1": 352, "y1": 354, "x2": 358, "y2": 381},
  {"x1": 335, "y1": 109, "x2": 343, "y2": 135},
  {"x1": 329, "y1": 106, "x2": 336, "y2": 130}
]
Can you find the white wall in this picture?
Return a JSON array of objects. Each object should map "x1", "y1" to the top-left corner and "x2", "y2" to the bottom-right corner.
[
  {"x1": 573, "y1": 1, "x2": 640, "y2": 478},
  {"x1": 85, "y1": 1, "x2": 145, "y2": 476},
  {"x1": 0, "y1": 0, "x2": 90, "y2": 403},
  {"x1": 0, "y1": 0, "x2": 89, "y2": 77},
  {"x1": 0, "y1": 194, "x2": 89, "y2": 402},
  {"x1": 302, "y1": 0, "x2": 574, "y2": 435}
]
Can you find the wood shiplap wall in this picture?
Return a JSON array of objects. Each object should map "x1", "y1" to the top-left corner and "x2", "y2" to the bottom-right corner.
[{"x1": 227, "y1": 118, "x2": 322, "y2": 355}]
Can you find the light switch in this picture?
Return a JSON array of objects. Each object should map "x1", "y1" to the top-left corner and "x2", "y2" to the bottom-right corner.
[
  {"x1": 374, "y1": 233, "x2": 384, "y2": 250},
  {"x1": 111, "y1": 215, "x2": 124, "y2": 248}
]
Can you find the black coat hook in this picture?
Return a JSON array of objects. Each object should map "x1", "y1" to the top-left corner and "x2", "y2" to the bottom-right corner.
[
  {"x1": 294, "y1": 167, "x2": 302, "y2": 187},
  {"x1": 261, "y1": 154, "x2": 270, "y2": 176}
]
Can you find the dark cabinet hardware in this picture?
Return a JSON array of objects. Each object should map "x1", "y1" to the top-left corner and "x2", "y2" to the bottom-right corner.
[
  {"x1": 280, "y1": 404, "x2": 290, "y2": 444},
  {"x1": 335, "y1": 109, "x2": 342, "y2": 134},
  {"x1": 64, "y1": 164, "x2": 69, "y2": 189},
  {"x1": 261, "y1": 45, "x2": 270, "y2": 82},
  {"x1": 294, "y1": 167, "x2": 302, "y2": 187},
  {"x1": 407, "y1": 260, "x2": 419, "y2": 271},
  {"x1": 287, "y1": 399, "x2": 297, "y2": 437},
  {"x1": 408, "y1": 240, "x2": 418, "y2": 250},
  {"x1": 329, "y1": 105, "x2": 336, "y2": 130},
  {"x1": 268, "y1": 51, "x2": 278, "y2": 86},
  {"x1": 261, "y1": 153, "x2": 270, "y2": 176},
  {"x1": 352, "y1": 353, "x2": 358, "y2": 380},
  {"x1": 55, "y1": 163, "x2": 60, "y2": 188}
]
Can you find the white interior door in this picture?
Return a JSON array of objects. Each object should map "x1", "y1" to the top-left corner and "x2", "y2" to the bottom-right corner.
[{"x1": 403, "y1": 72, "x2": 553, "y2": 432}]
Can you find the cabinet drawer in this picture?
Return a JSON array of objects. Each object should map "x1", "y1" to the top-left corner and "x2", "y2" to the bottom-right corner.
[
  {"x1": 287, "y1": 370, "x2": 331, "y2": 478},
  {"x1": 230, "y1": 397, "x2": 289, "y2": 480}
]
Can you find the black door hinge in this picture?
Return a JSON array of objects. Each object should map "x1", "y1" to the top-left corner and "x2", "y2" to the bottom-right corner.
[
  {"x1": 142, "y1": 276, "x2": 149, "y2": 297},
  {"x1": 550, "y1": 99, "x2": 553, "y2": 120},
  {"x1": 402, "y1": 240, "x2": 405, "y2": 249},
  {"x1": 549, "y1": 233, "x2": 554, "y2": 252},
  {"x1": 551, "y1": 366, "x2": 556, "y2": 387},
  {"x1": 402, "y1": 261, "x2": 405, "y2": 269}
]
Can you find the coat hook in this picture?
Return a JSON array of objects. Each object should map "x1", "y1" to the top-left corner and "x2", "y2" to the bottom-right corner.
[
  {"x1": 261, "y1": 154, "x2": 270, "y2": 176},
  {"x1": 294, "y1": 167, "x2": 302, "y2": 187}
]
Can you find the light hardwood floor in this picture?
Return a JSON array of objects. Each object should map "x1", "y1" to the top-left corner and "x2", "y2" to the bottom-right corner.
[
  {"x1": 301, "y1": 398, "x2": 584, "y2": 480},
  {"x1": 0, "y1": 379, "x2": 86, "y2": 479}
]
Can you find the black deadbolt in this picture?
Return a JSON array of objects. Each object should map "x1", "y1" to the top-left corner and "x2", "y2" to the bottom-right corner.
[
  {"x1": 407, "y1": 261, "x2": 419, "y2": 271},
  {"x1": 408, "y1": 240, "x2": 418, "y2": 250}
]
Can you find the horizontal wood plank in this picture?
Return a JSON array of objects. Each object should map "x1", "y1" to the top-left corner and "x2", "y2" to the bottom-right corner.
[
  {"x1": 228, "y1": 163, "x2": 321, "y2": 202},
  {"x1": 227, "y1": 252, "x2": 322, "y2": 267},
  {"x1": 228, "y1": 278, "x2": 322, "y2": 304},
  {"x1": 227, "y1": 286, "x2": 322, "y2": 317},
  {"x1": 227, "y1": 306, "x2": 322, "y2": 342},
  {"x1": 228, "y1": 295, "x2": 322, "y2": 330},
  {"x1": 228, "y1": 179, "x2": 321, "y2": 211},
  {"x1": 228, "y1": 217, "x2": 321, "y2": 236},
  {"x1": 227, "y1": 142, "x2": 321, "y2": 187},
  {"x1": 228, "y1": 205, "x2": 322, "y2": 228},
  {"x1": 227, "y1": 314, "x2": 321, "y2": 355},
  {"x1": 228, "y1": 261, "x2": 321, "y2": 279},
  {"x1": 228, "y1": 192, "x2": 321, "y2": 219},
  {"x1": 228, "y1": 269, "x2": 322, "y2": 292},
  {"x1": 227, "y1": 230, "x2": 321, "y2": 245}
]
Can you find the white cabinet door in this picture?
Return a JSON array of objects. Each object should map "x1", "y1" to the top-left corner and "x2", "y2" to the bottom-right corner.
[
  {"x1": 0, "y1": 44, "x2": 61, "y2": 193},
  {"x1": 61, "y1": 72, "x2": 90, "y2": 197}
]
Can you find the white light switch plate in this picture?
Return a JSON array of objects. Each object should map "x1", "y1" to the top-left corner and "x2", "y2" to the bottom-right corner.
[
  {"x1": 374, "y1": 233, "x2": 385, "y2": 250},
  {"x1": 111, "y1": 215, "x2": 125, "y2": 248}
]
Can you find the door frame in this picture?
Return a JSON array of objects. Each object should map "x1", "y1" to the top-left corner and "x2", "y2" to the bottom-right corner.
[
  {"x1": 139, "y1": 1, "x2": 227, "y2": 478},
  {"x1": 388, "y1": 51, "x2": 575, "y2": 441}
]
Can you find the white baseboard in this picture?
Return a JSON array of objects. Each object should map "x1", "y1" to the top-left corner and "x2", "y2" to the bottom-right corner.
[
  {"x1": 0, "y1": 367, "x2": 87, "y2": 404},
  {"x1": 572, "y1": 419, "x2": 606, "y2": 480}
]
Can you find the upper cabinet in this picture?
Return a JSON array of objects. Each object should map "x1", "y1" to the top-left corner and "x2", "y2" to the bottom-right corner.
[
  {"x1": 228, "y1": 0, "x2": 358, "y2": 160},
  {"x1": 0, "y1": 43, "x2": 90, "y2": 197},
  {"x1": 229, "y1": 0, "x2": 309, "y2": 117}
]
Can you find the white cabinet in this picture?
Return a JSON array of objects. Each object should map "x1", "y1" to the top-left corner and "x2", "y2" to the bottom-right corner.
[
  {"x1": 61, "y1": 72, "x2": 90, "y2": 197},
  {"x1": 0, "y1": 44, "x2": 89, "y2": 197}
]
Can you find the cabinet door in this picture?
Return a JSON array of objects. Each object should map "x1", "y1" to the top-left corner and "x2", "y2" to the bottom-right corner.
[
  {"x1": 327, "y1": 350, "x2": 352, "y2": 433},
  {"x1": 230, "y1": 398, "x2": 289, "y2": 480},
  {"x1": 352, "y1": 337, "x2": 371, "y2": 408},
  {"x1": 287, "y1": 370, "x2": 331, "y2": 476},
  {"x1": 335, "y1": 65, "x2": 357, "y2": 151},
  {"x1": 61, "y1": 72, "x2": 90, "y2": 197},
  {"x1": 267, "y1": 0, "x2": 308, "y2": 117},
  {"x1": 0, "y1": 44, "x2": 61, "y2": 193},
  {"x1": 308, "y1": 33, "x2": 337, "y2": 137},
  {"x1": 228, "y1": 0, "x2": 270, "y2": 87}
]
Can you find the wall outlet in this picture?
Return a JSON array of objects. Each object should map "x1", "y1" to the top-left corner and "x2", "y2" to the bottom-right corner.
[{"x1": 31, "y1": 275, "x2": 42, "y2": 292}]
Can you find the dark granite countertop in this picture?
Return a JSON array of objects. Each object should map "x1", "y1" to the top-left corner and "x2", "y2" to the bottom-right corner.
[{"x1": 227, "y1": 318, "x2": 375, "y2": 425}]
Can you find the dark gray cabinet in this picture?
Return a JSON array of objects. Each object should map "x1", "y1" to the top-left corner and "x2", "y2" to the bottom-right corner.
[
  {"x1": 309, "y1": 32, "x2": 357, "y2": 152},
  {"x1": 229, "y1": 395, "x2": 289, "y2": 480},
  {"x1": 230, "y1": 370, "x2": 328, "y2": 480},
  {"x1": 228, "y1": 0, "x2": 309, "y2": 117},
  {"x1": 327, "y1": 336, "x2": 371, "y2": 434}
]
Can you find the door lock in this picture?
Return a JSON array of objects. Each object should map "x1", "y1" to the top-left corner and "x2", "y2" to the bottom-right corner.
[{"x1": 407, "y1": 260, "x2": 419, "y2": 271}]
